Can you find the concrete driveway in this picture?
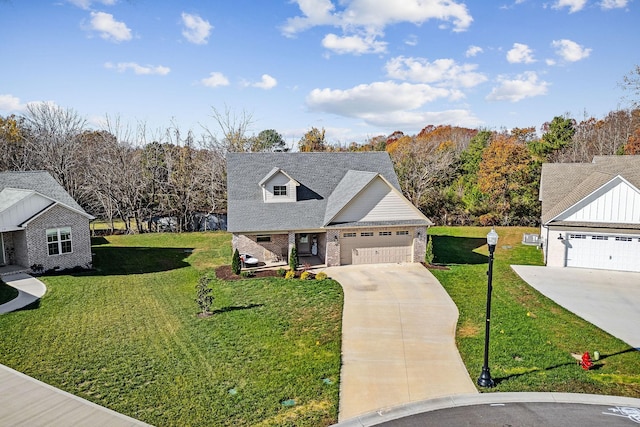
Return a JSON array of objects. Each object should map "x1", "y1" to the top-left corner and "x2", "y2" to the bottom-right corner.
[
  {"x1": 512, "y1": 266, "x2": 640, "y2": 349},
  {"x1": 323, "y1": 263, "x2": 477, "y2": 422}
]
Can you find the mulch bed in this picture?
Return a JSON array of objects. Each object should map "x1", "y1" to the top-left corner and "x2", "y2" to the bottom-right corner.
[
  {"x1": 215, "y1": 265, "x2": 280, "y2": 281},
  {"x1": 422, "y1": 262, "x2": 450, "y2": 270}
]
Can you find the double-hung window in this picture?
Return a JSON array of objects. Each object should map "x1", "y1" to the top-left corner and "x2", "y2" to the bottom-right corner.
[{"x1": 47, "y1": 227, "x2": 72, "y2": 255}]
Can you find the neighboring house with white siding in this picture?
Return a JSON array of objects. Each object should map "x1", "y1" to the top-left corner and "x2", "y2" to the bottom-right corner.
[
  {"x1": 227, "y1": 152, "x2": 433, "y2": 266},
  {"x1": 0, "y1": 171, "x2": 94, "y2": 273},
  {"x1": 539, "y1": 155, "x2": 640, "y2": 272}
]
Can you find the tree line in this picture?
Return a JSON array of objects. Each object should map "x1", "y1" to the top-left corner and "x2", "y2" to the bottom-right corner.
[{"x1": 1, "y1": 102, "x2": 639, "y2": 231}]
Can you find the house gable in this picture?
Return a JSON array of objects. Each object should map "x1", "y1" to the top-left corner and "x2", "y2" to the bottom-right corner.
[
  {"x1": 259, "y1": 168, "x2": 299, "y2": 203},
  {"x1": 328, "y1": 175, "x2": 428, "y2": 224},
  {"x1": 553, "y1": 175, "x2": 640, "y2": 224},
  {"x1": 0, "y1": 189, "x2": 54, "y2": 232}
]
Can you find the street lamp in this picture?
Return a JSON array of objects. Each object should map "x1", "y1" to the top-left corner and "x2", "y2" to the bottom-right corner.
[{"x1": 478, "y1": 227, "x2": 499, "y2": 388}]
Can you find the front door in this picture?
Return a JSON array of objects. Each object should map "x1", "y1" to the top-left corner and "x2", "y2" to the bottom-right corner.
[{"x1": 297, "y1": 234, "x2": 311, "y2": 255}]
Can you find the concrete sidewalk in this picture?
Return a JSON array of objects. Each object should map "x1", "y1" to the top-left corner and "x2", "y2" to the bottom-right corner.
[
  {"x1": 512, "y1": 266, "x2": 640, "y2": 349},
  {"x1": 324, "y1": 263, "x2": 477, "y2": 422},
  {"x1": 0, "y1": 273, "x2": 47, "y2": 314},
  {"x1": 0, "y1": 364, "x2": 151, "y2": 426}
]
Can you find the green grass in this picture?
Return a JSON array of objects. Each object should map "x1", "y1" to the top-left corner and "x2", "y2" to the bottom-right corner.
[
  {"x1": 430, "y1": 226, "x2": 640, "y2": 397},
  {"x1": 0, "y1": 278, "x2": 19, "y2": 305},
  {"x1": 0, "y1": 232, "x2": 343, "y2": 426}
]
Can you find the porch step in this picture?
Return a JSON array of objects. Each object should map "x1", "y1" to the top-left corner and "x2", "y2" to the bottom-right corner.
[{"x1": 0, "y1": 266, "x2": 30, "y2": 277}]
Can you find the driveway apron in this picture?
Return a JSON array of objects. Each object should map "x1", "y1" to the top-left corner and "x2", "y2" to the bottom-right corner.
[
  {"x1": 512, "y1": 265, "x2": 640, "y2": 349},
  {"x1": 324, "y1": 263, "x2": 477, "y2": 422}
]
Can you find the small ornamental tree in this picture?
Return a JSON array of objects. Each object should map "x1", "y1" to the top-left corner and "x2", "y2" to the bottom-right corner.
[
  {"x1": 425, "y1": 236, "x2": 434, "y2": 265},
  {"x1": 289, "y1": 246, "x2": 298, "y2": 271},
  {"x1": 195, "y1": 275, "x2": 214, "y2": 317},
  {"x1": 232, "y1": 248, "x2": 241, "y2": 275}
]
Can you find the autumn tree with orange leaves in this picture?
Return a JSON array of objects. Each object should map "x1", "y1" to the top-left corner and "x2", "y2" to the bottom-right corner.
[{"x1": 477, "y1": 134, "x2": 538, "y2": 225}]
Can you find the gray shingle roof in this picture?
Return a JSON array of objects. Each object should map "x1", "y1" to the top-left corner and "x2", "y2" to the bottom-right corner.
[
  {"x1": 227, "y1": 152, "x2": 417, "y2": 232},
  {"x1": 540, "y1": 155, "x2": 640, "y2": 225},
  {"x1": 0, "y1": 171, "x2": 88, "y2": 214}
]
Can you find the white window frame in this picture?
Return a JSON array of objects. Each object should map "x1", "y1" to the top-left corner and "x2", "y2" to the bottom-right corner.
[
  {"x1": 273, "y1": 185, "x2": 287, "y2": 196},
  {"x1": 379, "y1": 231, "x2": 392, "y2": 236},
  {"x1": 396, "y1": 230, "x2": 409, "y2": 236},
  {"x1": 360, "y1": 232, "x2": 374, "y2": 237},
  {"x1": 47, "y1": 227, "x2": 72, "y2": 256},
  {"x1": 343, "y1": 232, "x2": 356, "y2": 238}
]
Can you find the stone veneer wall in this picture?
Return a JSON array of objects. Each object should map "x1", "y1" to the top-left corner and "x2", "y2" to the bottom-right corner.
[
  {"x1": 24, "y1": 204, "x2": 92, "y2": 271},
  {"x1": 413, "y1": 225, "x2": 428, "y2": 263},
  {"x1": 325, "y1": 229, "x2": 341, "y2": 267},
  {"x1": 232, "y1": 233, "x2": 289, "y2": 263}
]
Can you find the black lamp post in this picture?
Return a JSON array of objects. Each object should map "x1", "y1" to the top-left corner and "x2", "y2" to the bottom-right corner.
[{"x1": 478, "y1": 227, "x2": 499, "y2": 388}]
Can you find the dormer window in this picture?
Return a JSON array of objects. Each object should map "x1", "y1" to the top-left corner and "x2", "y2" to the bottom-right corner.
[{"x1": 273, "y1": 185, "x2": 287, "y2": 196}]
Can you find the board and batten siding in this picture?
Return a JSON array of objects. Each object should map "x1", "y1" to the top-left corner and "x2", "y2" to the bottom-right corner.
[
  {"x1": 560, "y1": 179, "x2": 640, "y2": 223},
  {"x1": 332, "y1": 177, "x2": 423, "y2": 223},
  {"x1": 0, "y1": 193, "x2": 52, "y2": 231},
  {"x1": 262, "y1": 172, "x2": 296, "y2": 203}
]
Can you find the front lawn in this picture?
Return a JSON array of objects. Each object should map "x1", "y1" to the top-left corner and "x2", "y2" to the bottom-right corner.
[
  {"x1": 0, "y1": 278, "x2": 19, "y2": 305},
  {"x1": 430, "y1": 226, "x2": 640, "y2": 397},
  {"x1": 0, "y1": 232, "x2": 343, "y2": 426}
]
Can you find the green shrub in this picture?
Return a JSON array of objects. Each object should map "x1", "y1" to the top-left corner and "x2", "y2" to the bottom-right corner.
[
  {"x1": 315, "y1": 271, "x2": 327, "y2": 281},
  {"x1": 425, "y1": 236, "x2": 434, "y2": 265},
  {"x1": 289, "y1": 246, "x2": 298, "y2": 271},
  {"x1": 240, "y1": 270, "x2": 255, "y2": 278},
  {"x1": 300, "y1": 271, "x2": 312, "y2": 280},
  {"x1": 276, "y1": 268, "x2": 287, "y2": 277},
  {"x1": 285, "y1": 270, "x2": 296, "y2": 279},
  {"x1": 195, "y1": 275, "x2": 214, "y2": 316},
  {"x1": 232, "y1": 248, "x2": 241, "y2": 275}
]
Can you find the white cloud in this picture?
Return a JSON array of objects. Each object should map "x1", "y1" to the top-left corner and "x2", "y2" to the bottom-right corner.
[
  {"x1": 251, "y1": 74, "x2": 278, "y2": 90},
  {"x1": 486, "y1": 71, "x2": 549, "y2": 102},
  {"x1": 322, "y1": 33, "x2": 387, "y2": 54},
  {"x1": 385, "y1": 56, "x2": 487, "y2": 88},
  {"x1": 404, "y1": 35, "x2": 418, "y2": 46},
  {"x1": 105, "y1": 62, "x2": 170, "y2": 75},
  {"x1": 306, "y1": 80, "x2": 481, "y2": 128},
  {"x1": 0, "y1": 94, "x2": 25, "y2": 112},
  {"x1": 181, "y1": 12, "x2": 213, "y2": 45},
  {"x1": 601, "y1": 0, "x2": 629, "y2": 8},
  {"x1": 552, "y1": 0, "x2": 587, "y2": 13},
  {"x1": 67, "y1": 0, "x2": 117, "y2": 10},
  {"x1": 282, "y1": 0, "x2": 473, "y2": 36},
  {"x1": 465, "y1": 45, "x2": 483, "y2": 57},
  {"x1": 306, "y1": 81, "x2": 456, "y2": 122},
  {"x1": 89, "y1": 11, "x2": 132, "y2": 42},
  {"x1": 201, "y1": 72, "x2": 229, "y2": 88},
  {"x1": 552, "y1": 39, "x2": 591, "y2": 62},
  {"x1": 507, "y1": 43, "x2": 535, "y2": 64}
]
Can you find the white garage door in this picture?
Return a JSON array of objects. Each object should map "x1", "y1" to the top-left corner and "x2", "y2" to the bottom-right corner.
[
  {"x1": 566, "y1": 233, "x2": 640, "y2": 272},
  {"x1": 340, "y1": 230, "x2": 413, "y2": 265}
]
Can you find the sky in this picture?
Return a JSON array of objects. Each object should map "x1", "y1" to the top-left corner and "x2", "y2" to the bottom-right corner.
[{"x1": 0, "y1": 0, "x2": 637, "y2": 147}]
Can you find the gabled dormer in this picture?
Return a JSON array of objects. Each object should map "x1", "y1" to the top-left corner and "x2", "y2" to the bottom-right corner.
[{"x1": 258, "y1": 167, "x2": 300, "y2": 203}]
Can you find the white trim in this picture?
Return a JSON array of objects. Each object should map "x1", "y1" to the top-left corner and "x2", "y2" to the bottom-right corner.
[
  {"x1": 546, "y1": 175, "x2": 640, "y2": 225},
  {"x1": 0, "y1": 233, "x2": 5, "y2": 266},
  {"x1": 323, "y1": 174, "x2": 432, "y2": 226},
  {"x1": 46, "y1": 226, "x2": 73, "y2": 256}
]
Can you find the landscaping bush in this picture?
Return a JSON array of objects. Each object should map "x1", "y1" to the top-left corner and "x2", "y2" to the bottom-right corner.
[
  {"x1": 285, "y1": 270, "x2": 296, "y2": 279},
  {"x1": 425, "y1": 236, "x2": 434, "y2": 265},
  {"x1": 300, "y1": 271, "x2": 312, "y2": 280},
  {"x1": 315, "y1": 271, "x2": 328, "y2": 281},
  {"x1": 240, "y1": 270, "x2": 255, "y2": 278},
  {"x1": 195, "y1": 275, "x2": 214, "y2": 316},
  {"x1": 276, "y1": 267, "x2": 286, "y2": 277},
  {"x1": 289, "y1": 246, "x2": 298, "y2": 271},
  {"x1": 231, "y1": 248, "x2": 241, "y2": 275}
]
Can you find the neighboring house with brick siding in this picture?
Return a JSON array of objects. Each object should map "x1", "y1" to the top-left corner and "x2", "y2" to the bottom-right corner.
[
  {"x1": 0, "y1": 171, "x2": 94, "y2": 272},
  {"x1": 227, "y1": 152, "x2": 433, "y2": 267}
]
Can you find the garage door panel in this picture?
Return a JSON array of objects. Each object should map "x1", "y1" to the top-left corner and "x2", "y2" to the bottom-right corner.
[
  {"x1": 352, "y1": 246, "x2": 412, "y2": 264},
  {"x1": 340, "y1": 230, "x2": 413, "y2": 265},
  {"x1": 567, "y1": 234, "x2": 640, "y2": 272}
]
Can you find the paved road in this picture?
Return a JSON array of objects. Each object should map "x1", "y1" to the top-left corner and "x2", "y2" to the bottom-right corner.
[
  {"x1": 334, "y1": 392, "x2": 640, "y2": 427},
  {"x1": 512, "y1": 266, "x2": 640, "y2": 349},
  {"x1": 324, "y1": 263, "x2": 477, "y2": 422}
]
